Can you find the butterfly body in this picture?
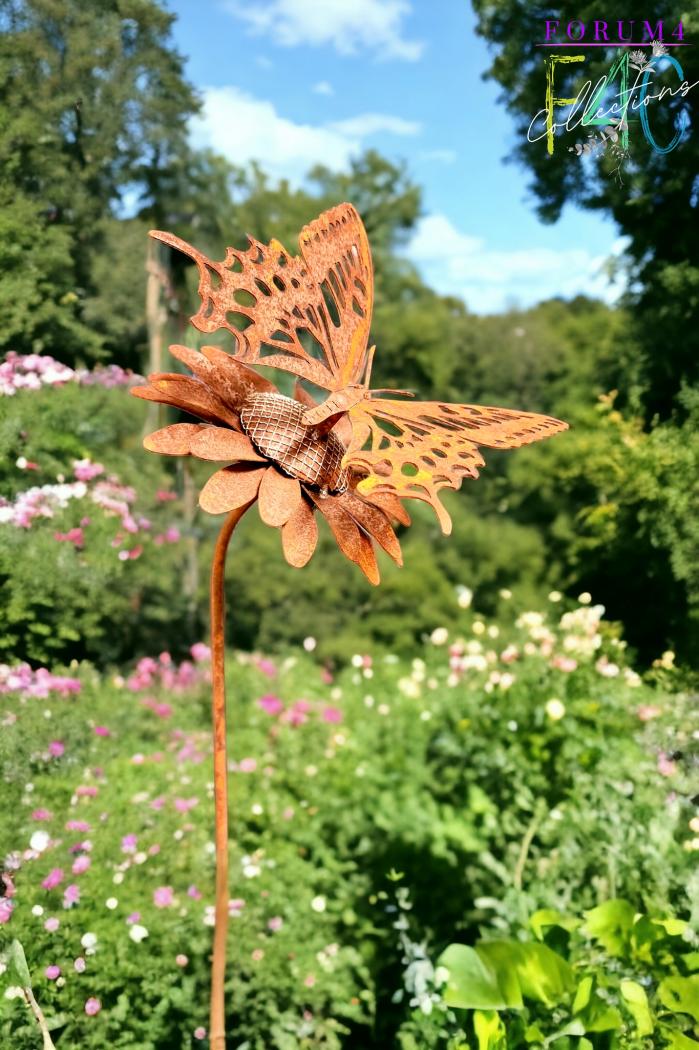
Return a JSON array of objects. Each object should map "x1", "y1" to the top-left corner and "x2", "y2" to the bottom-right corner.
[
  {"x1": 151, "y1": 203, "x2": 568, "y2": 533},
  {"x1": 240, "y1": 392, "x2": 349, "y2": 493}
]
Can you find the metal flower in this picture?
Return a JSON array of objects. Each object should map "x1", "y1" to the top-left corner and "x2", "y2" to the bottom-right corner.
[{"x1": 132, "y1": 344, "x2": 406, "y2": 584}]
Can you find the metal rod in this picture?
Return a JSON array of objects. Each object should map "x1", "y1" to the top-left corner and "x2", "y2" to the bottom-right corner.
[{"x1": 208, "y1": 502, "x2": 252, "y2": 1050}]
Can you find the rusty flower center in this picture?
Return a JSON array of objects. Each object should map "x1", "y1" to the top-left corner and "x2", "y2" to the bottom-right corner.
[{"x1": 239, "y1": 392, "x2": 350, "y2": 494}]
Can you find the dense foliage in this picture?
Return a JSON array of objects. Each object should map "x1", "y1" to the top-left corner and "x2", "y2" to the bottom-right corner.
[{"x1": 1, "y1": 599, "x2": 696, "y2": 1047}]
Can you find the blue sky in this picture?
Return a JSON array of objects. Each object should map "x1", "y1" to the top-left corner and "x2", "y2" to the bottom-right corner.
[{"x1": 165, "y1": 0, "x2": 624, "y2": 313}]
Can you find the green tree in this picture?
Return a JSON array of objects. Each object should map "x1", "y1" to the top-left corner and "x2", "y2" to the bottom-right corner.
[
  {"x1": 472, "y1": 0, "x2": 699, "y2": 419},
  {"x1": 0, "y1": 0, "x2": 197, "y2": 363}
]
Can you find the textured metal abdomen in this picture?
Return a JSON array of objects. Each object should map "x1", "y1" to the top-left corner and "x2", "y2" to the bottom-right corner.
[{"x1": 240, "y1": 393, "x2": 349, "y2": 493}]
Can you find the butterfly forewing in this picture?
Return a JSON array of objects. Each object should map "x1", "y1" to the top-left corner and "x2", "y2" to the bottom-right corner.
[
  {"x1": 345, "y1": 399, "x2": 568, "y2": 534},
  {"x1": 150, "y1": 203, "x2": 373, "y2": 393}
]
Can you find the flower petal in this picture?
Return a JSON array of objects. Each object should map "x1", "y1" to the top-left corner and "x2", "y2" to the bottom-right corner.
[
  {"x1": 167, "y1": 344, "x2": 215, "y2": 383},
  {"x1": 309, "y1": 493, "x2": 380, "y2": 585},
  {"x1": 363, "y1": 490, "x2": 411, "y2": 527},
  {"x1": 143, "y1": 423, "x2": 204, "y2": 456},
  {"x1": 332, "y1": 415, "x2": 353, "y2": 448},
  {"x1": 293, "y1": 381, "x2": 317, "y2": 410},
  {"x1": 258, "y1": 469, "x2": 303, "y2": 527},
  {"x1": 281, "y1": 496, "x2": 318, "y2": 568},
  {"x1": 340, "y1": 491, "x2": 402, "y2": 566},
  {"x1": 201, "y1": 346, "x2": 276, "y2": 405},
  {"x1": 189, "y1": 427, "x2": 264, "y2": 463},
  {"x1": 199, "y1": 465, "x2": 266, "y2": 514},
  {"x1": 131, "y1": 376, "x2": 240, "y2": 429}
]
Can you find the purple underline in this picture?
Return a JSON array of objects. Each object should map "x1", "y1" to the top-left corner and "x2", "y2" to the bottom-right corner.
[{"x1": 536, "y1": 42, "x2": 691, "y2": 47}]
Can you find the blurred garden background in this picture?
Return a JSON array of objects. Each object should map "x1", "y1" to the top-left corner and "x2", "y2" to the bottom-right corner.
[{"x1": 0, "y1": 0, "x2": 698, "y2": 1047}]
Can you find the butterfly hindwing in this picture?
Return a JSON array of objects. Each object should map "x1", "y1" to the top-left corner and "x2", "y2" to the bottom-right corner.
[
  {"x1": 344, "y1": 399, "x2": 568, "y2": 534},
  {"x1": 150, "y1": 203, "x2": 372, "y2": 392}
]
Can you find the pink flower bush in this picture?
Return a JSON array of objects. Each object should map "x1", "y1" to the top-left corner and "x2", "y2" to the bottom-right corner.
[
  {"x1": 126, "y1": 650, "x2": 209, "y2": 694},
  {"x1": 0, "y1": 352, "x2": 141, "y2": 396},
  {"x1": 153, "y1": 886, "x2": 174, "y2": 908},
  {"x1": 73, "y1": 459, "x2": 104, "y2": 483},
  {"x1": 72, "y1": 855, "x2": 91, "y2": 875},
  {"x1": 258, "y1": 694, "x2": 284, "y2": 716},
  {"x1": 63, "y1": 884, "x2": 80, "y2": 908},
  {"x1": 0, "y1": 663, "x2": 81, "y2": 699},
  {"x1": 42, "y1": 868, "x2": 64, "y2": 891}
]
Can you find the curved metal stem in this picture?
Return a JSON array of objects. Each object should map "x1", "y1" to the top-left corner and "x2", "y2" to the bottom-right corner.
[{"x1": 209, "y1": 503, "x2": 252, "y2": 1050}]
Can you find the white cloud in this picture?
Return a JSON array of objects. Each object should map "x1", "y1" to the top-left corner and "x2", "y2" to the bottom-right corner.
[
  {"x1": 313, "y1": 80, "x2": 334, "y2": 96},
  {"x1": 223, "y1": 0, "x2": 423, "y2": 61},
  {"x1": 190, "y1": 87, "x2": 420, "y2": 185},
  {"x1": 190, "y1": 87, "x2": 357, "y2": 181},
  {"x1": 329, "y1": 113, "x2": 421, "y2": 137},
  {"x1": 405, "y1": 214, "x2": 624, "y2": 314}
]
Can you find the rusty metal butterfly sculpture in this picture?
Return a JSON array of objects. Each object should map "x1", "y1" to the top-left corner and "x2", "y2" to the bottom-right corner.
[{"x1": 134, "y1": 203, "x2": 567, "y2": 580}]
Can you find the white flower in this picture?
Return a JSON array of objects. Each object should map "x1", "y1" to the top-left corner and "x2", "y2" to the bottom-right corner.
[
  {"x1": 652, "y1": 39, "x2": 668, "y2": 57},
  {"x1": 398, "y1": 677, "x2": 420, "y2": 698},
  {"x1": 31, "y1": 905, "x2": 44, "y2": 916},
  {"x1": 456, "y1": 585, "x2": 473, "y2": 609},
  {"x1": 303, "y1": 636, "x2": 316, "y2": 652},
  {"x1": 29, "y1": 830, "x2": 49, "y2": 852},
  {"x1": 311, "y1": 895, "x2": 326, "y2": 913},
  {"x1": 578, "y1": 592, "x2": 592, "y2": 605},
  {"x1": 351, "y1": 654, "x2": 363, "y2": 668},
  {"x1": 499, "y1": 588, "x2": 512, "y2": 600},
  {"x1": 129, "y1": 924, "x2": 149, "y2": 943},
  {"x1": 472, "y1": 620, "x2": 485, "y2": 636},
  {"x1": 434, "y1": 965, "x2": 450, "y2": 987},
  {"x1": 81, "y1": 932, "x2": 97, "y2": 950},
  {"x1": 545, "y1": 698, "x2": 566, "y2": 721},
  {"x1": 105, "y1": 898, "x2": 118, "y2": 910},
  {"x1": 430, "y1": 627, "x2": 449, "y2": 646}
]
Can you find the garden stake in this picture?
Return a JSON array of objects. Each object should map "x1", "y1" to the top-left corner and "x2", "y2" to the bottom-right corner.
[
  {"x1": 132, "y1": 201, "x2": 568, "y2": 1047},
  {"x1": 209, "y1": 503, "x2": 252, "y2": 1050}
]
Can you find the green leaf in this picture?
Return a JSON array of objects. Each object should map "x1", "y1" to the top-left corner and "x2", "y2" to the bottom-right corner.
[
  {"x1": 438, "y1": 944, "x2": 520, "y2": 1010},
  {"x1": 573, "y1": 977, "x2": 594, "y2": 1014},
  {"x1": 653, "y1": 918, "x2": 688, "y2": 937},
  {"x1": 620, "y1": 979, "x2": 654, "y2": 1036},
  {"x1": 531, "y1": 909, "x2": 579, "y2": 942},
  {"x1": 474, "y1": 1009, "x2": 506, "y2": 1050},
  {"x1": 9, "y1": 940, "x2": 32, "y2": 988},
  {"x1": 660, "y1": 1027, "x2": 699, "y2": 1050},
  {"x1": 525, "y1": 1023, "x2": 546, "y2": 1043},
  {"x1": 479, "y1": 942, "x2": 574, "y2": 1007},
  {"x1": 658, "y1": 976, "x2": 699, "y2": 1022},
  {"x1": 583, "y1": 900, "x2": 635, "y2": 956}
]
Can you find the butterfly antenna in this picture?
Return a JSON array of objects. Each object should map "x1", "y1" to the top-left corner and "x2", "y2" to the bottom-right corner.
[
  {"x1": 362, "y1": 345, "x2": 376, "y2": 390},
  {"x1": 369, "y1": 388, "x2": 415, "y2": 399}
]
